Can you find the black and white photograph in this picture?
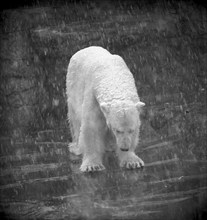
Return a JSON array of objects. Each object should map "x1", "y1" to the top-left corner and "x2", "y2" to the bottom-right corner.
[{"x1": 0, "y1": 0, "x2": 206, "y2": 219}]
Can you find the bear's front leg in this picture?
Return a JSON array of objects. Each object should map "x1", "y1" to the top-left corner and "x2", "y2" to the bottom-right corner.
[
  {"x1": 117, "y1": 150, "x2": 144, "y2": 169},
  {"x1": 79, "y1": 121, "x2": 105, "y2": 172}
]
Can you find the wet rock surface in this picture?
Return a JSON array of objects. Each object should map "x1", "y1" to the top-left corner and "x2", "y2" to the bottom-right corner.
[
  {"x1": 0, "y1": 1, "x2": 207, "y2": 220},
  {"x1": 0, "y1": 118, "x2": 206, "y2": 220}
]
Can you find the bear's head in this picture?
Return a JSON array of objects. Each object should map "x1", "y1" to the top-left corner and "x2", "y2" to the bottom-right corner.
[{"x1": 100, "y1": 101, "x2": 145, "y2": 151}]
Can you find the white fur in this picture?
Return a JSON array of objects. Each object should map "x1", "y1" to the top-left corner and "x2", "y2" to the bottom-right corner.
[{"x1": 66, "y1": 46, "x2": 145, "y2": 172}]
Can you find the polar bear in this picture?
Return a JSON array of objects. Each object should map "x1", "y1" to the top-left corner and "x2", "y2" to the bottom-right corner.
[{"x1": 66, "y1": 46, "x2": 145, "y2": 172}]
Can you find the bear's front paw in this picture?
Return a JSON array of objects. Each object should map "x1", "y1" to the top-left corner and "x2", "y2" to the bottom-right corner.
[
  {"x1": 80, "y1": 160, "x2": 105, "y2": 172},
  {"x1": 119, "y1": 152, "x2": 144, "y2": 169}
]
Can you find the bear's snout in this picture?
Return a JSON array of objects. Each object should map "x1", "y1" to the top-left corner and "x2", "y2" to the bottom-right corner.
[
  {"x1": 120, "y1": 148, "x2": 129, "y2": 152},
  {"x1": 120, "y1": 141, "x2": 130, "y2": 151}
]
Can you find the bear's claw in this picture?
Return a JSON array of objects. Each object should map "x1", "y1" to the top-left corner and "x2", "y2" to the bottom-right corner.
[
  {"x1": 80, "y1": 164, "x2": 105, "y2": 172},
  {"x1": 120, "y1": 155, "x2": 144, "y2": 169},
  {"x1": 125, "y1": 161, "x2": 143, "y2": 169}
]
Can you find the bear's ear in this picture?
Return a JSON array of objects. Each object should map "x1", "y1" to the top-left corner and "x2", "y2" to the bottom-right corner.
[
  {"x1": 135, "y1": 101, "x2": 145, "y2": 112},
  {"x1": 100, "y1": 102, "x2": 110, "y2": 116}
]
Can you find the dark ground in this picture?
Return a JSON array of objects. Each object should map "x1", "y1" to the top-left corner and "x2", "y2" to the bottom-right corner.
[{"x1": 0, "y1": 0, "x2": 207, "y2": 219}]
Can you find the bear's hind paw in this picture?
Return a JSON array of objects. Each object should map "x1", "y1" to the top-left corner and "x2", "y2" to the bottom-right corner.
[
  {"x1": 80, "y1": 164, "x2": 105, "y2": 172},
  {"x1": 68, "y1": 142, "x2": 82, "y2": 155}
]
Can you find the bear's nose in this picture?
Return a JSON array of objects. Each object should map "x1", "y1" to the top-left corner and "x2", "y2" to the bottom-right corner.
[{"x1": 120, "y1": 148, "x2": 129, "y2": 152}]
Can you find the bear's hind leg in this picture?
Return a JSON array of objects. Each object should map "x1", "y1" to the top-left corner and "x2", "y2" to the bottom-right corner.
[
  {"x1": 68, "y1": 142, "x2": 82, "y2": 155},
  {"x1": 68, "y1": 103, "x2": 82, "y2": 155}
]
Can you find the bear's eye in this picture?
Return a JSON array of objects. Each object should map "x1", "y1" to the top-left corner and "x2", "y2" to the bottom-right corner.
[
  {"x1": 128, "y1": 129, "x2": 134, "y2": 134},
  {"x1": 116, "y1": 130, "x2": 124, "y2": 134}
]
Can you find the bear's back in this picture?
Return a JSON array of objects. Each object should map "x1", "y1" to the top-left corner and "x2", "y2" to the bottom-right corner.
[
  {"x1": 71, "y1": 46, "x2": 113, "y2": 72},
  {"x1": 67, "y1": 46, "x2": 139, "y2": 104},
  {"x1": 74, "y1": 46, "x2": 110, "y2": 58},
  {"x1": 70, "y1": 46, "x2": 129, "y2": 78}
]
